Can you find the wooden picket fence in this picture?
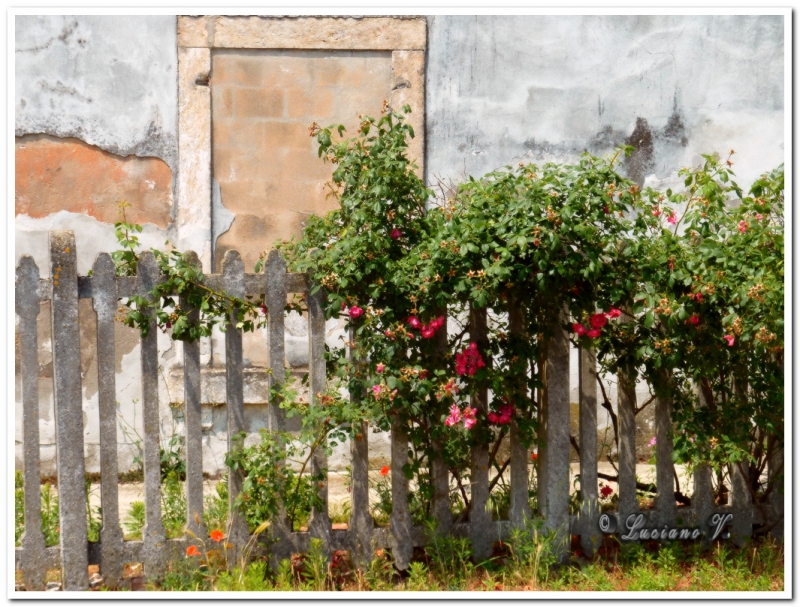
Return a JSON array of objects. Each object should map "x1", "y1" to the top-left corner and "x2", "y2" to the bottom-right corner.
[{"x1": 14, "y1": 231, "x2": 781, "y2": 591}]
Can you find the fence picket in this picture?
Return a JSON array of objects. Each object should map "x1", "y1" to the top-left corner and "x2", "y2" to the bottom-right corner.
[
  {"x1": 12, "y1": 232, "x2": 774, "y2": 587},
  {"x1": 617, "y1": 372, "x2": 638, "y2": 524},
  {"x1": 692, "y1": 383, "x2": 715, "y2": 539},
  {"x1": 469, "y1": 306, "x2": 492, "y2": 562},
  {"x1": 91, "y1": 253, "x2": 125, "y2": 587},
  {"x1": 768, "y1": 445, "x2": 784, "y2": 540},
  {"x1": 348, "y1": 327, "x2": 373, "y2": 567},
  {"x1": 16, "y1": 256, "x2": 47, "y2": 591},
  {"x1": 264, "y1": 250, "x2": 294, "y2": 563},
  {"x1": 181, "y1": 252, "x2": 206, "y2": 542},
  {"x1": 49, "y1": 232, "x2": 90, "y2": 590},
  {"x1": 307, "y1": 285, "x2": 332, "y2": 553},
  {"x1": 508, "y1": 301, "x2": 530, "y2": 528},
  {"x1": 222, "y1": 251, "x2": 249, "y2": 557},
  {"x1": 389, "y1": 418, "x2": 412, "y2": 570},
  {"x1": 655, "y1": 396, "x2": 676, "y2": 527},
  {"x1": 730, "y1": 460, "x2": 752, "y2": 546},
  {"x1": 578, "y1": 346, "x2": 601, "y2": 555},
  {"x1": 137, "y1": 251, "x2": 167, "y2": 579},
  {"x1": 539, "y1": 313, "x2": 570, "y2": 561},
  {"x1": 431, "y1": 307, "x2": 452, "y2": 535}
]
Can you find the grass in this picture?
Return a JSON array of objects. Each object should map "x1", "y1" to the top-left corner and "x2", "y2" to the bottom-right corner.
[
  {"x1": 16, "y1": 529, "x2": 783, "y2": 593},
  {"x1": 132, "y1": 531, "x2": 783, "y2": 593}
]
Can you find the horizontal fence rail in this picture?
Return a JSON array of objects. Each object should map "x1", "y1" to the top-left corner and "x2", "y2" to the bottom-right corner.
[{"x1": 14, "y1": 231, "x2": 771, "y2": 590}]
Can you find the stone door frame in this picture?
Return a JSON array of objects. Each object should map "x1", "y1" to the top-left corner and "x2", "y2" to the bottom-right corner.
[{"x1": 175, "y1": 15, "x2": 427, "y2": 270}]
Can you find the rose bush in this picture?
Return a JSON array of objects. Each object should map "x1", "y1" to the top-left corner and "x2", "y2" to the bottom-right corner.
[{"x1": 112, "y1": 103, "x2": 783, "y2": 529}]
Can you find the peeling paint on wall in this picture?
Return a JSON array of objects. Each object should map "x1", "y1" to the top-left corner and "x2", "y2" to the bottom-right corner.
[
  {"x1": 16, "y1": 135, "x2": 173, "y2": 228},
  {"x1": 15, "y1": 15, "x2": 178, "y2": 171}
]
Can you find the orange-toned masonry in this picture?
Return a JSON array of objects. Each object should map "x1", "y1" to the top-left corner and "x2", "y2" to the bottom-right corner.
[{"x1": 15, "y1": 134, "x2": 173, "y2": 228}]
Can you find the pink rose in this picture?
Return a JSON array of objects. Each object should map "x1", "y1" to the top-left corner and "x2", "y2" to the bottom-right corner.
[
  {"x1": 349, "y1": 306, "x2": 364, "y2": 319},
  {"x1": 407, "y1": 316, "x2": 422, "y2": 329},
  {"x1": 421, "y1": 326, "x2": 435, "y2": 339},
  {"x1": 724, "y1": 334, "x2": 735, "y2": 347},
  {"x1": 667, "y1": 212, "x2": 677, "y2": 225},
  {"x1": 587, "y1": 328, "x2": 602, "y2": 339},
  {"x1": 607, "y1": 308, "x2": 622, "y2": 319},
  {"x1": 390, "y1": 228, "x2": 401, "y2": 240},
  {"x1": 738, "y1": 220, "x2": 747, "y2": 234},
  {"x1": 376, "y1": 363, "x2": 385, "y2": 373},
  {"x1": 445, "y1": 404, "x2": 461, "y2": 427}
]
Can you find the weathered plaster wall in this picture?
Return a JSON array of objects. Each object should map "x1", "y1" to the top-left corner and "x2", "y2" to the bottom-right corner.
[
  {"x1": 16, "y1": 14, "x2": 785, "y2": 477},
  {"x1": 16, "y1": 15, "x2": 178, "y2": 169},
  {"x1": 15, "y1": 15, "x2": 180, "y2": 476},
  {"x1": 426, "y1": 15, "x2": 784, "y2": 192}
]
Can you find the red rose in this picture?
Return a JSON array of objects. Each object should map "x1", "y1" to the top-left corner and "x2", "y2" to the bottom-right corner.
[
  {"x1": 349, "y1": 306, "x2": 364, "y2": 319},
  {"x1": 590, "y1": 313, "x2": 607, "y2": 329},
  {"x1": 572, "y1": 323, "x2": 587, "y2": 336},
  {"x1": 587, "y1": 328, "x2": 601, "y2": 339}
]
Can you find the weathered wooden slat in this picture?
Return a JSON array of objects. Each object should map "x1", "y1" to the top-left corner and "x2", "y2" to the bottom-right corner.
[
  {"x1": 114, "y1": 276, "x2": 138, "y2": 298},
  {"x1": 49, "y1": 232, "x2": 90, "y2": 590},
  {"x1": 263, "y1": 251, "x2": 295, "y2": 567},
  {"x1": 617, "y1": 370, "x2": 638, "y2": 525},
  {"x1": 348, "y1": 327, "x2": 373, "y2": 567},
  {"x1": 655, "y1": 395, "x2": 676, "y2": 528},
  {"x1": 508, "y1": 301, "x2": 530, "y2": 528},
  {"x1": 307, "y1": 284, "x2": 332, "y2": 554},
  {"x1": 243, "y1": 271, "x2": 307, "y2": 295},
  {"x1": 390, "y1": 418, "x2": 412, "y2": 570},
  {"x1": 16, "y1": 256, "x2": 47, "y2": 591},
  {"x1": 578, "y1": 346, "x2": 601, "y2": 555},
  {"x1": 222, "y1": 251, "x2": 250, "y2": 559},
  {"x1": 182, "y1": 252, "x2": 206, "y2": 542},
  {"x1": 768, "y1": 444, "x2": 784, "y2": 540},
  {"x1": 285, "y1": 272, "x2": 309, "y2": 293},
  {"x1": 692, "y1": 383, "x2": 714, "y2": 538},
  {"x1": 730, "y1": 460, "x2": 752, "y2": 546},
  {"x1": 431, "y1": 307, "x2": 452, "y2": 536},
  {"x1": 137, "y1": 251, "x2": 166, "y2": 579},
  {"x1": 469, "y1": 306, "x2": 492, "y2": 562},
  {"x1": 243, "y1": 273, "x2": 267, "y2": 298},
  {"x1": 538, "y1": 312, "x2": 570, "y2": 561},
  {"x1": 91, "y1": 253, "x2": 125, "y2": 587}
]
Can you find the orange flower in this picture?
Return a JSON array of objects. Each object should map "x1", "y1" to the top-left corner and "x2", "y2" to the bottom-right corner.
[
  {"x1": 531, "y1": 453, "x2": 538, "y2": 461},
  {"x1": 380, "y1": 466, "x2": 390, "y2": 476},
  {"x1": 186, "y1": 545, "x2": 199, "y2": 557},
  {"x1": 210, "y1": 529, "x2": 225, "y2": 543}
]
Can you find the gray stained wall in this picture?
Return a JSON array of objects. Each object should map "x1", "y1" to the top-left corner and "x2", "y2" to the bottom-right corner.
[
  {"x1": 425, "y1": 15, "x2": 784, "y2": 191},
  {"x1": 16, "y1": 15, "x2": 178, "y2": 169}
]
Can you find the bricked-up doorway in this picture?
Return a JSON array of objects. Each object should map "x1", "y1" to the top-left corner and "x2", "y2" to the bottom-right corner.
[
  {"x1": 176, "y1": 16, "x2": 426, "y2": 273},
  {"x1": 177, "y1": 16, "x2": 425, "y2": 367},
  {"x1": 211, "y1": 50, "x2": 392, "y2": 272}
]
